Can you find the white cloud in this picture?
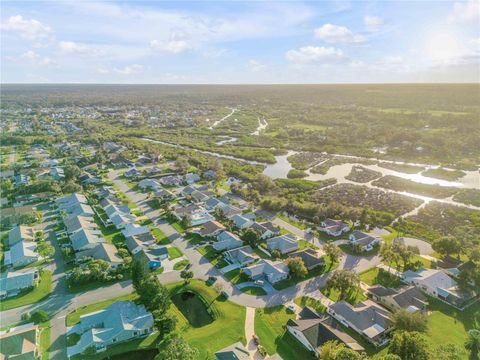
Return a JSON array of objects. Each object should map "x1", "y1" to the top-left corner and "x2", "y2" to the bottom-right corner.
[
  {"x1": 58, "y1": 41, "x2": 91, "y2": 55},
  {"x1": 364, "y1": 16, "x2": 383, "y2": 32},
  {"x1": 150, "y1": 38, "x2": 192, "y2": 54},
  {"x1": 314, "y1": 24, "x2": 366, "y2": 43},
  {"x1": 21, "y1": 50, "x2": 55, "y2": 66},
  {"x1": 286, "y1": 46, "x2": 345, "y2": 63},
  {"x1": 2, "y1": 15, "x2": 52, "y2": 41},
  {"x1": 113, "y1": 64, "x2": 144, "y2": 75},
  {"x1": 248, "y1": 60, "x2": 266, "y2": 72},
  {"x1": 448, "y1": 1, "x2": 480, "y2": 23}
]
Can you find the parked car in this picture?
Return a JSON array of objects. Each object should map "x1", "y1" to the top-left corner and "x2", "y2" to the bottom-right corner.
[
  {"x1": 185, "y1": 263, "x2": 192, "y2": 270},
  {"x1": 207, "y1": 276, "x2": 217, "y2": 284},
  {"x1": 254, "y1": 280, "x2": 264, "y2": 286}
]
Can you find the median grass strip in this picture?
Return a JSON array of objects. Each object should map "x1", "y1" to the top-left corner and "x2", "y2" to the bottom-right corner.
[
  {"x1": 254, "y1": 306, "x2": 315, "y2": 360},
  {"x1": 173, "y1": 259, "x2": 189, "y2": 270},
  {"x1": 0, "y1": 270, "x2": 52, "y2": 311},
  {"x1": 240, "y1": 286, "x2": 267, "y2": 296},
  {"x1": 39, "y1": 321, "x2": 50, "y2": 360}
]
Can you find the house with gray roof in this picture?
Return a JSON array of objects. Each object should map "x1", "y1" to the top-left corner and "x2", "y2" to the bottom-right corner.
[
  {"x1": 0, "y1": 324, "x2": 39, "y2": 360},
  {"x1": 367, "y1": 285, "x2": 428, "y2": 313},
  {"x1": 75, "y1": 243, "x2": 124, "y2": 267},
  {"x1": 231, "y1": 214, "x2": 254, "y2": 230},
  {"x1": 289, "y1": 248, "x2": 325, "y2": 271},
  {"x1": 287, "y1": 307, "x2": 364, "y2": 355},
  {"x1": 63, "y1": 202, "x2": 95, "y2": 218},
  {"x1": 196, "y1": 221, "x2": 226, "y2": 238},
  {"x1": 224, "y1": 246, "x2": 258, "y2": 267},
  {"x1": 348, "y1": 231, "x2": 380, "y2": 252},
  {"x1": 8, "y1": 225, "x2": 34, "y2": 247},
  {"x1": 184, "y1": 173, "x2": 201, "y2": 185},
  {"x1": 138, "y1": 178, "x2": 161, "y2": 191},
  {"x1": 214, "y1": 342, "x2": 250, "y2": 360},
  {"x1": 401, "y1": 267, "x2": 476, "y2": 309},
  {"x1": 135, "y1": 247, "x2": 169, "y2": 270},
  {"x1": 64, "y1": 215, "x2": 97, "y2": 235},
  {"x1": 213, "y1": 231, "x2": 243, "y2": 251},
  {"x1": 56, "y1": 193, "x2": 88, "y2": 207},
  {"x1": 0, "y1": 269, "x2": 38, "y2": 299},
  {"x1": 328, "y1": 300, "x2": 392, "y2": 346},
  {"x1": 9, "y1": 240, "x2": 39, "y2": 268},
  {"x1": 153, "y1": 189, "x2": 174, "y2": 201},
  {"x1": 319, "y1": 219, "x2": 350, "y2": 237},
  {"x1": 125, "y1": 233, "x2": 156, "y2": 255},
  {"x1": 190, "y1": 190, "x2": 209, "y2": 203},
  {"x1": 121, "y1": 223, "x2": 150, "y2": 238},
  {"x1": 71, "y1": 228, "x2": 105, "y2": 251},
  {"x1": 244, "y1": 259, "x2": 289, "y2": 284},
  {"x1": 266, "y1": 234, "x2": 298, "y2": 255},
  {"x1": 251, "y1": 222, "x2": 279, "y2": 240},
  {"x1": 67, "y1": 301, "x2": 154, "y2": 357}
]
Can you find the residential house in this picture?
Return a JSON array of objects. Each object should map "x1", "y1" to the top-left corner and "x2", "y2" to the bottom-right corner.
[
  {"x1": 159, "y1": 175, "x2": 182, "y2": 187},
  {"x1": 218, "y1": 204, "x2": 243, "y2": 219},
  {"x1": 79, "y1": 172, "x2": 101, "y2": 185},
  {"x1": 63, "y1": 202, "x2": 95, "y2": 218},
  {"x1": 287, "y1": 307, "x2": 364, "y2": 355},
  {"x1": 203, "y1": 169, "x2": 216, "y2": 179},
  {"x1": 14, "y1": 174, "x2": 29, "y2": 186},
  {"x1": 251, "y1": 222, "x2": 279, "y2": 240},
  {"x1": 153, "y1": 189, "x2": 174, "y2": 202},
  {"x1": 67, "y1": 301, "x2": 154, "y2": 357},
  {"x1": 49, "y1": 167, "x2": 65, "y2": 180},
  {"x1": 174, "y1": 204, "x2": 215, "y2": 226},
  {"x1": 224, "y1": 246, "x2": 257, "y2": 267},
  {"x1": 121, "y1": 223, "x2": 150, "y2": 238},
  {"x1": 138, "y1": 179, "x2": 161, "y2": 191},
  {"x1": 9, "y1": 240, "x2": 39, "y2": 268},
  {"x1": 213, "y1": 231, "x2": 243, "y2": 251},
  {"x1": 244, "y1": 259, "x2": 289, "y2": 284},
  {"x1": 143, "y1": 166, "x2": 163, "y2": 176},
  {"x1": 71, "y1": 228, "x2": 105, "y2": 252},
  {"x1": 75, "y1": 243, "x2": 124, "y2": 267},
  {"x1": 184, "y1": 173, "x2": 201, "y2": 185},
  {"x1": 0, "y1": 325, "x2": 39, "y2": 359},
  {"x1": 0, "y1": 269, "x2": 38, "y2": 299},
  {"x1": 56, "y1": 193, "x2": 88, "y2": 206},
  {"x1": 182, "y1": 185, "x2": 196, "y2": 197},
  {"x1": 124, "y1": 168, "x2": 141, "y2": 179},
  {"x1": 42, "y1": 159, "x2": 60, "y2": 167},
  {"x1": 214, "y1": 342, "x2": 250, "y2": 360},
  {"x1": 231, "y1": 214, "x2": 254, "y2": 230},
  {"x1": 64, "y1": 215, "x2": 97, "y2": 235},
  {"x1": 266, "y1": 235, "x2": 298, "y2": 255},
  {"x1": 225, "y1": 177, "x2": 241, "y2": 186},
  {"x1": 318, "y1": 219, "x2": 350, "y2": 237},
  {"x1": 125, "y1": 232, "x2": 156, "y2": 255},
  {"x1": 0, "y1": 169, "x2": 14, "y2": 179},
  {"x1": 8, "y1": 225, "x2": 34, "y2": 247},
  {"x1": 367, "y1": 285, "x2": 428, "y2": 313},
  {"x1": 110, "y1": 212, "x2": 136, "y2": 230},
  {"x1": 349, "y1": 231, "x2": 380, "y2": 252},
  {"x1": 196, "y1": 221, "x2": 226, "y2": 238},
  {"x1": 401, "y1": 267, "x2": 476, "y2": 309},
  {"x1": 289, "y1": 249, "x2": 325, "y2": 271},
  {"x1": 327, "y1": 300, "x2": 392, "y2": 346},
  {"x1": 135, "y1": 247, "x2": 169, "y2": 270},
  {"x1": 205, "y1": 197, "x2": 226, "y2": 212}
]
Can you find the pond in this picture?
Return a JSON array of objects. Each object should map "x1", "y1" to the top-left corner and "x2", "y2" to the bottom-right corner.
[{"x1": 172, "y1": 291, "x2": 214, "y2": 328}]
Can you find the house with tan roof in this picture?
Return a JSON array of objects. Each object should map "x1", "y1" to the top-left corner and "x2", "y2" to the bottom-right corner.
[{"x1": 0, "y1": 324, "x2": 39, "y2": 359}]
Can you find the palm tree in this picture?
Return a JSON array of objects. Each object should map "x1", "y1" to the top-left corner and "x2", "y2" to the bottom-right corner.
[{"x1": 465, "y1": 329, "x2": 480, "y2": 359}]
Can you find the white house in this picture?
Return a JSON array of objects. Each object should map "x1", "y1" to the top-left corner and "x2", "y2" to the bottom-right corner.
[
  {"x1": 348, "y1": 231, "x2": 380, "y2": 252},
  {"x1": 244, "y1": 259, "x2": 289, "y2": 284},
  {"x1": 0, "y1": 269, "x2": 38, "y2": 298},
  {"x1": 266, "y1": 234, "x2": 298, "y2": 255},
  {"x1": 318, "y1": 219, "x2": 350, "y2": 237}
]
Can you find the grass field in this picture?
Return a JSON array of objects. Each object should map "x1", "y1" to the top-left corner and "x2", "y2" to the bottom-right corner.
[
  {"x1": 294, "y1": 296, "x2": 326, "y2": 314},
  {"x1": 0, "y1": 270, "x2": 52, "y2": 311},
  {"x1": 254, "y1": 306, "x2": 316, "y2": 360},
  {"x1": 359, "y1": 267, "x2": 404, "y2": 288},
  {"x1": 322, "y1": 286, "x2": 366, "y2": 305},
  {"x1": 40, "y1": 321, "x2": 51, "y2": 360},
  {"x1": 240, "y1": 286, "x2": 267, "y2": 296},
  {"x1": 168, "y1": 246, "x2": 183, "y2": 260}
]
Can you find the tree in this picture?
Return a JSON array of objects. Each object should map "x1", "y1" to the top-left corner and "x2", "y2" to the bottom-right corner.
[
  {"x1": 64, "y1": 164, "x2": 82, "y2": 181},
  {"x1": 373, "y1": 355, "x2": 401, "y2": 360},
  {"x1": 154, "y1": 312, "x2": 177, "y2": 337},
  {"x1": 242, "y1": 227, "x2": 261, "y2": 247},
  {"x1": 131, "y1": 257, "x2": 150, "y2": 292},
  {"x1": 175, "y1": 157, "x2": 189, "y2": 174},
  {"x1": 324, "y1": 242, "x2": 342, "y2": 263},
  {"x1": 389, "y1": 331, "x2": 430, "y2": 360},
  {"x1": 31, "y1": 310, "x2": 49, "y2": 324},
  {"x1": 326, "y1": 270, "x2": 360, "y2": 301},
  {"x1": 432, "y1": 236, "x2": 461, "y2": 259},
  {"x1": 252, "y1": 174, "x2": 275, "y2": 194},
  {"x1": 181, "y1": 215, "x2": 191, "y2": 228},
  {"x1": 156, "y1": 333, "x2": 198, "y2": 360},
  {"x1": 465, "y1": 329, "x2": 480, "y2": 360},
  {"x1": 180, "y1": 270, "x2": 194, "y2": 284},
  {"x1": 319, "y1": 341, "x2": 366, "y2": 360},
  {"x1": 62, "y1": 180, "x2": 82, "y2": 194},
  {"x1": 37, "y1": 241, "x2": 54, "y2": 258},
  {"x1": 287, "y1": 257, "x2": 308, "y2": 279},
  {"x1": 380, "y1": 243, "x2": 399, "y2": 271},
  {"x1": 391, "y1": 309, "x2": 428, "y2": 333}
]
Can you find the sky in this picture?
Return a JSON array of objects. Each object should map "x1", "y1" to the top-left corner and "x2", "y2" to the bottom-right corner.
[{"x1": 1, "y1": 1, "x2": 479, "y2": 84}]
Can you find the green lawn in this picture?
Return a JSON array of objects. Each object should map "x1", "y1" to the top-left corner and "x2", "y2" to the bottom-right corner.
[
  {"x1": 359, "y1": 267, "x2": 404, "y2": 288},
  {"x1": 151, "y1": 228, "x2": 170, "y2": 244},
  {"x1": 297, "y1": 239, "x2": 318, "y2": 250},
  {"x1": 168, "y1": 246, "x2": 183, "y2": 260},
  {"x1": 197, "y1": 245, "x2": 228, "y2": 268},
  {"x1": 338, "y1": 243, "x2": 379, "y2": 256},
  {"x1": 169, "y1": 280, "x2": 246, "y2": 359},
  {"x1": 40, "y1": 321, "x2": 50, "y2": 360},
  {"x1": 185, "y1": 233, "x2": 204, "y2": 245},
  {"x1": 322, "y1": 286, "x2": 366, "y2": 305},
  {"x1": 276, "y1": 213, "x2": 308, "y2": 229},
  {"x1": 294, "y1": 296, "x2": 326, "y2": 314},
  {"x1": 425, "y1": 298, "x2": 478, "y2": 358},
  {"x1": 0, "y1": 270, "x2": 52, "y2": 311},
  {"x1": 240, "y1": 286, "x2": 267, "y2": 296},
  {"x1": 224, "y1": 268, "x2": 250, "y2": 285},
  {"x1": 254, "y1": 306, "x2": 315, "y2": 360},
  {"x1": 173, "y1": 259, "x2": 189, "y2": 270}
]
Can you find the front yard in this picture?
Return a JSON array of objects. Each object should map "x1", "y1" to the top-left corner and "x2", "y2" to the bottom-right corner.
[
  {"x1": 196, "y1": 245, "x2": 228, "y2": 268},
  {"x1": 0, "y1": 270, "x2": 52, "y2": 311},
  {"x1": 322, "y1": 285, "x2": 366, "y2": 305},
  {"x1": 254, "y1": 306, "x2": 316, "y2": 360},
  {"x1": 359, "y1": 267, "x2": 404, "y2": 288}
]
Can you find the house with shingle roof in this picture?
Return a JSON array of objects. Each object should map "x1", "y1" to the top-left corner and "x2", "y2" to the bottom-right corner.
[
  {"x1": 319, "y1": 219, "x2": 350, "y2": 237},
  {"x1": 196, "y1": 221, "x2": 226, "y2": 238},
  {"x1": 349, "y1": 231, "x2": 380, "y2": 252},
  {"x1": 231, "y1": 214, "x2": 254, "y2": 230},
  {"x1": 266, "y1": 234, "x2": 298, "y2": 255},
  {"x1": 287, "y1": 307, "x2": 364, "y2": 355},
  {"x1": 9, "y1": 240, "x2": 39, "y2": 268},
  {"x1": 0, "y1": 269, "x2": 38, "y2": 299},
  {"x1": 327, "y1": 300, "x2": 392, "y2": 346},
  {"x1": 251, "y1": 222, "x2": 279, "y2": 240},
  {"x1": 213, "y1": 231, "x2": 243, "y2": 251},
  {"x1": 8, "y1": 225, "x2": 34, "y2": 247},
  {"x1": 75, "y1": 243, "x2": 124, "y2": 267},
  {"x1": 244, "y1": 259, "x2": 289, "y2": 284},
  {"x1": 0, "y1": 324, "x2": 39, "y2": 359},
  {"x1": 214, "y1": 342, "x2": 250, "y2": 360},
  {"x1": 71, "y1": 228, "x2": 105, "y2": 251},
  {"x1": 67, "y1": 301, "x2": 154, "y2": 357},
  {"x1": 224, "y1": 246, "x2": 258, "y2": 267},
  {"x1": 367, "y1": 285, "x2": 428, "y2": 313},
  {"x1": 289, "y1": 248, "x2": 325, "y2": 271}
]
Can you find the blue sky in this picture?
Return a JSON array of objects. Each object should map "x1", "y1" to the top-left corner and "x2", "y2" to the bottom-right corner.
[{"x1": 1, "y1": 1, "x2": 479, "y2": 83}]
